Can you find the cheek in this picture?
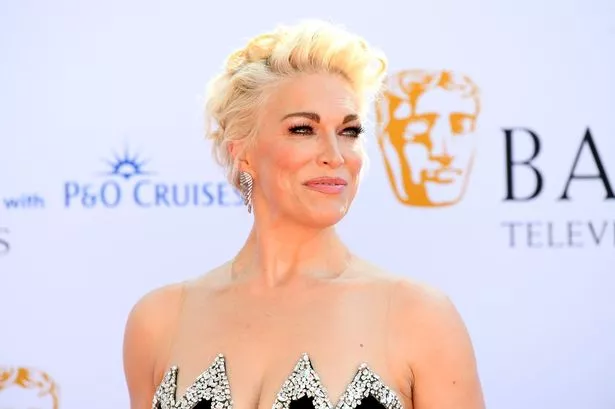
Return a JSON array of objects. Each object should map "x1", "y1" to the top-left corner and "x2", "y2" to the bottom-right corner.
[
  {"x1": 257, "y1": 142, "x2": 313, "y2": 189},
  {"x1": 272, "y1": 143, "x2": 311, "y2": 171},
  {"x1": 270, "y1": 144, "x2": 310, "y2": 171},
  {"x1": 345, "y1": 143, "x2": 365, "y2": 176}
]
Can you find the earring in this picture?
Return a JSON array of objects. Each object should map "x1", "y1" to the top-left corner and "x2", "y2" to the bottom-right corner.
[{"x1": 238, "y1": 171, "x2": 253, "y2": 213}]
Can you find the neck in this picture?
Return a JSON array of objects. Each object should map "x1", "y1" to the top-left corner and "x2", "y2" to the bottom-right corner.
[{"x1": 232, "y1": 216, "x2": 352, "y2": 287}]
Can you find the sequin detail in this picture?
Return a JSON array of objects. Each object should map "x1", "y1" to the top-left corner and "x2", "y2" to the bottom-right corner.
[
  {"x1": 152, "y1": 353, "x2": 403, "y2": 409},
  {"x1": 334, "y1": 363, "x2": 403, "y2": 409},
  {"x1": 273, "y1": 353, "x2": 333, "y2": 409},
  {"x1": 152, "y1": 354, "x2": 233, "y2": 409}
]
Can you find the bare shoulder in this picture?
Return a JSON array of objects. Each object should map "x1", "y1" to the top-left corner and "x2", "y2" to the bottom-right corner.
[
  {"x1": 123, "y1": 263, "x2": 232, "y2": 408},
  {"x1": 189, "y1": 261, "x2": 235, "y2": 290},
  {"x1": 378, "y1": 270, "x2": 472, "y2": 353},
  {"x1": 123, "y1": 281, "x2": 186, "y2": 408},
  {"x1": 349, "y1": 257, "x2": 445, "y2": 302},
  {"x1": 391, "y1": 276, "x2": 457, "y2": 319},
  {"x1": 346, "y1": 256, "x2": 401, "y2": 284},
  {"x1": 123, "y1": 282, "x2": 187, "y2": 369},
  {"x1": 377, "y1": 272, "x2": 485, "y2": 408},
  {"x1": 124, "y1": 261, "x2": 231, "y2": 333},
  {"x1": 124, "y1": 282, "x2": 186, "y2": 338}
]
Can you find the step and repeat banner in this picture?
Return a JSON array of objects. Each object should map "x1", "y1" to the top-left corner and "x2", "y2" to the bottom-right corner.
[{"x1": 1, "y1": 1, "x2": 613, "y2": 409}]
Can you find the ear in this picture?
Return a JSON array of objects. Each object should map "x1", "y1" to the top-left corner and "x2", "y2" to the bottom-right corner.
[{"x1": 228, "y1": 140, "x2": 253, "y2": 173}]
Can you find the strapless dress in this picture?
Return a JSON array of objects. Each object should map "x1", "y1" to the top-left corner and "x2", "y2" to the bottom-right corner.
[{"x1": 152, "y1": 353, "x2": 403, "y2": 409}]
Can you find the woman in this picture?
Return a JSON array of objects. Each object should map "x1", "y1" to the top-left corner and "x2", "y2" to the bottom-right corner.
[{"x1": 123, "y1": 20, "x2": 485, "y2": 409}]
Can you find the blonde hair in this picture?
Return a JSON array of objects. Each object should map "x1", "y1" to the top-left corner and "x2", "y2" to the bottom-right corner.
[{"x1": 204, "y1": 19, "x2": 388, "y2": 187}]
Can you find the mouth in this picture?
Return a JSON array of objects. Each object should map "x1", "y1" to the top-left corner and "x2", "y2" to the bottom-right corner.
[{"x1": 303, "y1": 177, "x2": 348, "y2": 195}]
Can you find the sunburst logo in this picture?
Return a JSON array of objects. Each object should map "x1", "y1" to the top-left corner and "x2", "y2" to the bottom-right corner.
[
  {"x1": 63, "y1": 144, "x2": 244, "y2": 209},
  {"x1": 100, "y1": 147, "x2": 153, "y2": 180}
]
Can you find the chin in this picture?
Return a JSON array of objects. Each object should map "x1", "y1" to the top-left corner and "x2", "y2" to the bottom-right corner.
[{"x1": 300, "y1": 205, "x2": 349, "y2": 228}]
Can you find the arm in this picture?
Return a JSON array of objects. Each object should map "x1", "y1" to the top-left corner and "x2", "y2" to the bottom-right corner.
[
  {"x1": 391, "y1": 280, "x2": 485, "y2": 409},
  {"x1": 123, "y1": 284, "x2": 184, "y2": 409}
]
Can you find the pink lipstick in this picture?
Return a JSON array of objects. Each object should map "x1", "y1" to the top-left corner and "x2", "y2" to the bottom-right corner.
[{"x1": 303, "y1": 177, "x2": 348, "y2": 194}]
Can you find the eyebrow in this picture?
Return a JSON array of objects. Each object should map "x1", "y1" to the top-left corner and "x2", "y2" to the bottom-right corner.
[{"x1": 281, "y1": 112, "x2": 359, "y2": 124}]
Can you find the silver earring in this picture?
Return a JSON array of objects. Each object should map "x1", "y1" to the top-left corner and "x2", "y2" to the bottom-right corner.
[{"x1": 238, "y1": 171, "x2": 253, "y2": 213}]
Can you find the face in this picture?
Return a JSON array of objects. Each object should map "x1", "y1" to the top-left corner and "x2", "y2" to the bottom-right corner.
[
  {"x1": 376, "y1": 70, "x2": 480, "y2": 207},
  {"x1": 243, "y1": 72, "x2": 365, "y2": 228}
]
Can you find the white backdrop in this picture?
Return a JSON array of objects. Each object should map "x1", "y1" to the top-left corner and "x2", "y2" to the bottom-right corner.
[{"x1": 1, "y1": 1, "x2": 614, "y2": 408}]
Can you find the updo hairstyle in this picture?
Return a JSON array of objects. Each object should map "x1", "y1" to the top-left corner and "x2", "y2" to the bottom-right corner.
[{"x1": 204, "y1": 20, "x2": 388, "y2": 187}]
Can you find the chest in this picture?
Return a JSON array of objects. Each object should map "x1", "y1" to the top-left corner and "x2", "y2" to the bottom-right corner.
[
  {"x1": 175, "y1": 283, "x2": 390, "y2": 350},
  {"x1": 153, "y1": 353, "x2": 406, "y2": 409},
  {"x1": 155, "y1": 283, "x2": 410, "y2": 409}
]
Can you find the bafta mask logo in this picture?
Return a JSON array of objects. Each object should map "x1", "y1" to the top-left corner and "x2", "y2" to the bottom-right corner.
[
  {"x1": 0, "y1": 367, "x2": 59, "y2": 409},
  {"x1": 375, "y1": 69, "x2": 481, "y2": 207}
]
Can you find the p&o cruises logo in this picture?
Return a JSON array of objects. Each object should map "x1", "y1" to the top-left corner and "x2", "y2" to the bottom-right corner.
[{"x1": 63, "y1": 147, "x2": 243, "y2": 209}]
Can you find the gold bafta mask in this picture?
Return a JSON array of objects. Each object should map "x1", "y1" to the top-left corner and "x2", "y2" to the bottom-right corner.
[
  {"x1": 0, "y1": 367, "x2": 59, "y2": 409},
  {"x1": 375, "y1": 70, "x2": 481, "y2": 207}
]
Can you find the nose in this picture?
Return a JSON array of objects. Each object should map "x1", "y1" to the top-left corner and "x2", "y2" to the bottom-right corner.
[{"x1": 318, "y1": 134, "x2": 345, "y2": 168}]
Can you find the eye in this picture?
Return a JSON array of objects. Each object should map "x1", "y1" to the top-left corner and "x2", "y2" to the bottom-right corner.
[
  {"x1": 288, "y1": 124, "x2": 314, "y2": 135},
  {"x1": 341, "y1": 125, "x2": 364, "y2": 138}
]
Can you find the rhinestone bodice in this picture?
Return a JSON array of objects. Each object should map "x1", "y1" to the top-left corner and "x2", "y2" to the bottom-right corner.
[{"x1": 152, "y1": 353, "x2": 404, "y2": 409}]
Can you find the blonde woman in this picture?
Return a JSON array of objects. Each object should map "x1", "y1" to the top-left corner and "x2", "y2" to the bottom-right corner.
[{"x1": 123, "y1": 20, "x2": 485, "y2": 409}]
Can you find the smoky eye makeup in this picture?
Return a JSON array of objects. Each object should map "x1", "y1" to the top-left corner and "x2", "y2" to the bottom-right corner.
[
  {"x1": 288, "y1": 123, "x2": 315, "y2": 135},
  {"x1": 341, "y1": 125, "x2": 365, "y2": 137},
  {"x1": 287, "y1": 123, "x2": 365, "y2": 138}
]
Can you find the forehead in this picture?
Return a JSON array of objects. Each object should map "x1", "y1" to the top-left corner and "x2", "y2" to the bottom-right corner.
[{"x1": 265, "y1": 73, "x2": 360, "y2": 120}]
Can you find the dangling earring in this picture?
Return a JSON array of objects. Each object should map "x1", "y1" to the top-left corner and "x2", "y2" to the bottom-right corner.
[{"x1": 238, "y1": 171, "x2": 254, "y2": 213}]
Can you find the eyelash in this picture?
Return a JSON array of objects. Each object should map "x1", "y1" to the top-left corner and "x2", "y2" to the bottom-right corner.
[{"x1": 288, "y1": 123, "x2": 365, "y2": 138}]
